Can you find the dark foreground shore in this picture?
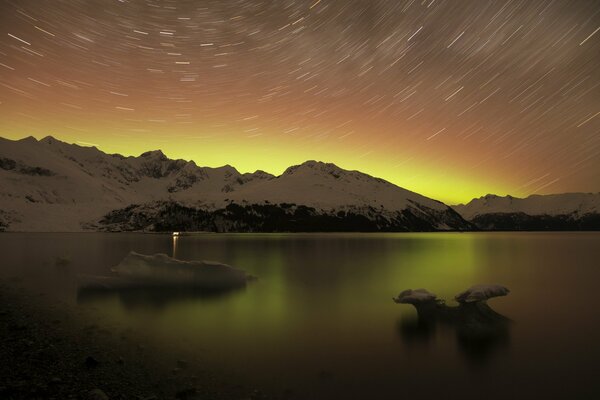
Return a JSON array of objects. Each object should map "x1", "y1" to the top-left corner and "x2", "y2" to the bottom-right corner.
[{"x1": 0, "y1": 278, "x2": 263, "y2": 400}]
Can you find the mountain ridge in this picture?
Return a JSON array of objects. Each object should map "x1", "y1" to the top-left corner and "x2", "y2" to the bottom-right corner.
[
  {"x1": 3, "y1": 136, "x2": 598, "y2": 232},
  {"x1": 0, "y1": 136, "x2": 470, "y2": 232},
  {"x1": 452, "y1": 192, "x2": 600, "y2": 230}
]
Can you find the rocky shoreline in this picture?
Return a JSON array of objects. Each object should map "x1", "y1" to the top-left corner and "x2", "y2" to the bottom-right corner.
[{"x1": 0, "y1": 279, "x2": 262, "y2": 400}]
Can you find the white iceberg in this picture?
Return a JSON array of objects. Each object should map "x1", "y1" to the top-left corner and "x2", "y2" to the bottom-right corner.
[
  {"x1": 454, "y1": 284, "x2": 509, "y2": 303},
  {"x1": 80, "y1": 251, "x2": 254, "y2": 290},
  {"x1": 393, "y1": 289, "x2": 438, "y2": 304}
]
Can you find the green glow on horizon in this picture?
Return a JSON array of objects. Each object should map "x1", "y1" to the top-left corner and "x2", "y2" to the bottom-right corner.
[{"x1": 1, "y1": 130, "x2": 514, "y2": 204}]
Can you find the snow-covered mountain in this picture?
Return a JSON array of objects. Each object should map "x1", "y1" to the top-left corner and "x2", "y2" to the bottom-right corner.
[
  {"x1": 453, "y1": 193, "x2": 600, "y2": 230},
  {"x1": 0, "y1": 136, "x2": 471, "y2": 232}
]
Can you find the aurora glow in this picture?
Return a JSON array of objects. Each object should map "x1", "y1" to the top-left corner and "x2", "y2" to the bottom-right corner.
[{"x1": 1, "y1": 0, "x2": 599, "y2": 204}]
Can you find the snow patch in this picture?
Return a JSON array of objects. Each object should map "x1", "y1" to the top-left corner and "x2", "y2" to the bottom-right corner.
[
  {"x1": 393, "y1": 288, "x2": 438, "y2": 304},
  {"x1": 455, "y1": 284, "x2": 510, "y2": 303}
]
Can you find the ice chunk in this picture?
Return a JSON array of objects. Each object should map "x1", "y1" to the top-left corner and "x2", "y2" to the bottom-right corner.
[
  {"x1": 455, "y1": 284, "x2": 509, "y2": 303},
  {"x1": 101, "y1": 251, "x2": 254, "y2": 289},
  {"x1": 393, "y1": 288, "x2": 437, "y2": 304}
]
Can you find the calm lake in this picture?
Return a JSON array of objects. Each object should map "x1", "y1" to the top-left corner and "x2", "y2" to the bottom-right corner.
[{"x1": 1, "y1": 232, "x2": 599, "y2": 399}]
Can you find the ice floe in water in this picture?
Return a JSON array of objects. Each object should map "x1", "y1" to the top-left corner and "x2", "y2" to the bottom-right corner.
[
  {"x1": 393, "y1": 289, "x2": 438, "y2": 304},
  {"x1": 80, "y1": 251, "x2": 254, "y2": 290},
  {"x1": 454, "y1": 284, "x2": 510, "y2": 303},
  {"x1": 393, "y1": 285, "x2": 511, "y2": 326}
]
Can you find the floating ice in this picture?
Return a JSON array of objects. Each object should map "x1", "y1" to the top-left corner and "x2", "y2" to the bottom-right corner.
[
  {"x1": 81, "y1": 251, "x2": 254, "y2": 290},
  {"x1": 394, "y1": 285, "x2": 511, "y2": 326},
  {"x1": 393, "y1": 289, "x2": 438, "y2": 304},
  {"x1": 454, "y1": 284, "x2": 510, "y2": 303}
]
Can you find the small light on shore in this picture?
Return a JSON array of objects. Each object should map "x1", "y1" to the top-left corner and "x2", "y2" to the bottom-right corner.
[{"x1": 172, "y1": 232, "x2": 180, "y2": 236}]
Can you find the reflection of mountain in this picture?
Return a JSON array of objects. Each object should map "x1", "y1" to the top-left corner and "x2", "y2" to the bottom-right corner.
[
  {"x1": 453, "y1": 193, "x2": 600, "y2": 230},
  {"x1": 77, "y1": 286, "x2": 246, "y2": 310},
  {"x1": 0, "y1": 136, "x2": 471, "y2": 232}
]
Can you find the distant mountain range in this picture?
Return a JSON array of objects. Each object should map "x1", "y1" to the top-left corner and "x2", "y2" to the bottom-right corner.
[
  {"x1": 0, "y1": 136, "x2": 598, "y2": 232},
  {"x1": 452, "y1": 193, "x2": 600, "y2": 231}
]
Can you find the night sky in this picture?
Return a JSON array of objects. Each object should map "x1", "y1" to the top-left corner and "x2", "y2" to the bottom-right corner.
[{"x1": 0, "y1": 0, "x2": 599, "y2": 204}]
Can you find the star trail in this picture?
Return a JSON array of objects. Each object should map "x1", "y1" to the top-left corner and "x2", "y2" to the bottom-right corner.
[{"x1": 0, "y1": 0, "x2": 599, "y2": 203}]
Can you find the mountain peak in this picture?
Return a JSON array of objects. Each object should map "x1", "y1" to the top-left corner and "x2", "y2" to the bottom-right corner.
[
  {"x1": 283, "y1": 160, "x2": 343, "y2": 176},
  {"x1": 301, "y1": 160, "x2": 338, "y2": 169},
  {"x1": 140, "y1": 150, "x2": 167, "y2": 160},
  {"x1": 252, "y1": 169, "x2": 274, "y2": 178},
  {"x1": 17, "y1": 136, "x2": 38, "y2": 144},
  {"x1": 481, "y1": 193, "x2": 501, "y2": 200},
  {"x1": 40, "y1": 135, "x2": 59, "y2": 144}
]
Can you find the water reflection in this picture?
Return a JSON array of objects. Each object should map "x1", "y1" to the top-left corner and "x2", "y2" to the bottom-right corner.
[
  {"x1": 397, "y1": 301, "x2": 511, "y2": 365},
  {"x1": 172, "y1": 234, "x2": 178, "y2": 258},
  {"x1": 3, "y1": 232, "x2": 600, "y2": 399},
  {"x1": 455, "y1": 317, "x2": 510, "y2": 365},
  {"x1": 77, "y1": 285, "x2": 247, "y2": 310},
  {"x1": 397, "y1": 313, "x2": 436, "y2": 345}
]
